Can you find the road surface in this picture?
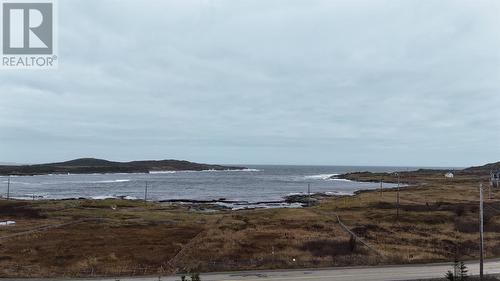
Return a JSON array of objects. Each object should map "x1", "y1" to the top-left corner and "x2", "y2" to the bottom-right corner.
[{"x1": 6, "y1": 260, "x2": 500, "y2": 281}]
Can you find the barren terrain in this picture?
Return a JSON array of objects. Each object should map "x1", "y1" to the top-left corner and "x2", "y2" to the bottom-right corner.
[{"x1": 0, "y1": 164, "x2": 499, "y2": 277}]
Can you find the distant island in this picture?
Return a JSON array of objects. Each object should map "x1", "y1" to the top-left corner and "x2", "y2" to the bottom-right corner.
[{"x1": 0, "y1": 158, "x2": 246, "y2": 176}]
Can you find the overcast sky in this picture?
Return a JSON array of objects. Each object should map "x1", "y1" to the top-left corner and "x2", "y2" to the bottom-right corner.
[{"x1": 0, "y1": 0, "x2": 499, "y2": 167}]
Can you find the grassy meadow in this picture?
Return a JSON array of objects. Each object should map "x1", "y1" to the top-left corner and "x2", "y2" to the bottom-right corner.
[{"x1": 0, "y1": 166, "x2": 499, "y2": 277}]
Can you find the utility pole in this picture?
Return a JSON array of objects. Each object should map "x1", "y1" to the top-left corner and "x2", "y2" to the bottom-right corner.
[
  {"x1": 307, "y1": 183, "x2": 311, "y2": 207},
  {"x1": 380, "y1": 177, "x2": 383, "y2": 197},
  {"x1": 491, "y1": 170, "x2": 496, "y2": 189},
  {"x1": 479, "y1": 183, "x2": 484, "y2": 281},
  {"x1": 396, "y1": 173, "x2": 400, "y2": 220},
  {"x1": 7, "y1": 176, "x2": 10, "y2": 200},
  {"x1": 144, "y1": 181, "x2": 148, "y2": 202}
]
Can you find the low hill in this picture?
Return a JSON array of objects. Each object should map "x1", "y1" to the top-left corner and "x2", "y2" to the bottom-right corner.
[
  {"x1": 333, "y1": 161, "x2": 499, "y2": 183},
  {"x1": 0, "y1": 158, "x2": 245, "y2": 176},
  {"x1": 463, "y1": 161, "x2": 500, "y2": 173}
]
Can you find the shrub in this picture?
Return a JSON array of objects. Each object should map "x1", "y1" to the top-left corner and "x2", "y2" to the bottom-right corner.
[
  {"x1": 454, "y1": 205, "x2": 465, "y2": 217},
  {"x1": 299, "y1": 239, "x2": 359, "y2": 257},
  {"x1": 349, "y1": 235, "x2": 357, "y2": 252},
  {"x1": 445, "y1": 259, "x2": 468, "y2": 281},
  {"x1": 178, "y1": 273, "x2": 201, "y2": 281}
]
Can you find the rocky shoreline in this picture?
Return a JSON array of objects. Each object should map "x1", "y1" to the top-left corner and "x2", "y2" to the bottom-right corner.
[{"x1": 12, "y1": 192, "x2": 348, "y2": 211}]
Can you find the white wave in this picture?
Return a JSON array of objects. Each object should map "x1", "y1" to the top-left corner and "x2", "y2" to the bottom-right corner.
[
  {"x1": 1, "y1": 180, "x2": 35, "y2": 185},
  {"x1": 286, "y1": 191, "x2": 353, "y2": 197},
  {"x1": 94, "y1": 179, "x2": 131, "y2": 183},
  {"x1": 331, "y1": 178, "x2": 352, "y2": 182},
  {"x1": 37, "y1": 194, "x2": 140, "y2": 200},
  {"x1": 90, "y1": 195, "x2": 116, "y2": 200},
  {"x1": 218, "y1": 168, "x2": 260, "y2": 172},
  {"x1": 208, "y1": 168, "x2": 261, "y2": 172},
  {"x1": 64, "y1": 172, "x2": 146, "y2": 176},
  {"x1": 286, "y1": 192, "x2": 305, "y2": 196},
  {"x1": 149, "y1": 168, "x2": 260, "y2": 174},
  {"x1": 7, "y1": 195, "x2": 41, "y2": 200},
  {"x1": 216, "y1": 202, "x2": 302, "y2": 210},
  {"x1": 324, "y1": 191, "x2": 353, "y2": 196},
  {"x1": 304, "y1": 173, "x2": 338, "y2": 180},
  {"x1": 237, "y1": 168, "x2": 260, "y2": 172},
  {"x1": 91, "y1": 195, "x2": 143, "y2": 200}
]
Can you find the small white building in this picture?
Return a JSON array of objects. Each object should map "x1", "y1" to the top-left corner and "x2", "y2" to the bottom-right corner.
[{"x1": 445, "y1": 172, "x2": 454, "y2": 179}]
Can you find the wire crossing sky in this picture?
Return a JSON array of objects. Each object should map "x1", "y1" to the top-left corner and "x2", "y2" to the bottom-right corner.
[{"x1": 0, "y1": 0, "x2": 499, "y2": 166}]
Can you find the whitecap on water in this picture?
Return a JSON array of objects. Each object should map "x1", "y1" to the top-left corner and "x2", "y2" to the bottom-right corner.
[
  {"x1": 304, "y1": 173, "x2": 338, "y2": 180},
  {"x1": 93, "y1": 179, "x2": 131, "y2": 183},
  {"x1": 90, "y1": 195, "x2": 116, "y2": 200},
  {"x1": 150, "y1": 168, "x2": 261, "y2": 174}
]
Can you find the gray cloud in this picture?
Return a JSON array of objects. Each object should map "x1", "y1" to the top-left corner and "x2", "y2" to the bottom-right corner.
[{"x1": 0, "y1": 0, "x2": 499, "y2": 166}]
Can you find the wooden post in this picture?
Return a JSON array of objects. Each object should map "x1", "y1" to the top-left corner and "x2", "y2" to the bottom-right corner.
[
  {"x1": 396, "y1": 173, "x2": 400, "y2": 220},
  {"x1": 144, "y1": 181, "x2": 148, "y2": 202},
  {"x1": 479, "y1": 183, "x2": 484, "y2": 281},
  {"x1": 380, "y1": 178, "x2": 383, "y2": 197},
  {"x1": 7, "y1": 176, "x2": 10, "y2": 200},
  {"x1": 307, "y1": 183, "x2": 311, "y2": 207}
]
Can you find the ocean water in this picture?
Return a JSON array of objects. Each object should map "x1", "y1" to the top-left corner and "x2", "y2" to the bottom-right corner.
[{"x1": 0, "y1": 165, "x2": 412, "y2": 207}]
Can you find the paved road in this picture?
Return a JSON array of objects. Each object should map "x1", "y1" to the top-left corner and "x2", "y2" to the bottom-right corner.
[{"x1": 7, "y1": 260, "x2": 500, "y2": 281}]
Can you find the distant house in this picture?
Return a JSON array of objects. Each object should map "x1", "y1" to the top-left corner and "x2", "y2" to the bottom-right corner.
[{"x1": 445, "y1": 172, "x2": 454, "y2": 179}]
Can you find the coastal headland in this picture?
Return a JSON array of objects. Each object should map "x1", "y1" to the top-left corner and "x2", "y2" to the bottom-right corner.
[{"x1": 0, "y1": 158, "x2": 245, "y2": 176}]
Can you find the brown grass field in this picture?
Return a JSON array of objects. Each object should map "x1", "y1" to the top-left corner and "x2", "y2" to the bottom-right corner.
[{"x1": 0, "y1": 167, "x2": 499, "y2": 277}]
